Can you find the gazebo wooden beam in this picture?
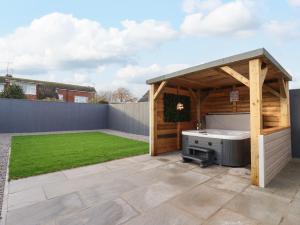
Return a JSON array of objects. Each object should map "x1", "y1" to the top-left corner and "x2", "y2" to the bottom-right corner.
[
  {"x1": 220, "y1": 66, "x2": 250, "y2": 87},
  {"x1": 264, "y1": 84, "x2": 281, "y2": 98},
  {"x1": 279, "y1": 78, "x2": 290, "y2": 127},
  {"x1": 188, "y1": 88, "x2": 197, "y2": 101},
  {"x1": 201, "y1": 89, "x2": 218, "y2": 104},
  {"x1": 220, "y1": 66, "x2": 283, "y2": 99},
  {"x1": 153, "y1": 81, "x2": 167, "y2": 101},
  {"x1": 261, "y1": 66, "x2": 268, "y2": 86},
  {"x1": 279, "y1": 78, "x2": 287, "y2": 98},
  {"x1": 176, "y1": 77, "x2": 216, "y2": 88}
]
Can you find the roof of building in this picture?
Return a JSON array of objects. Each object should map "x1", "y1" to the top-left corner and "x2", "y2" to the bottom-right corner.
[
  {"x1": 0, "y1": 75, "x2": 96, "y2": 92},
  {"x1": 138, "y1": 91, "x2": 149, "y2": 102},
  {"x1": 146, "y1": 48, "x2": 292, "y2": 85}
]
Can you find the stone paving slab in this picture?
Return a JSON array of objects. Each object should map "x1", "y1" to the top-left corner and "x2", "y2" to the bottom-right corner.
[
  {"x1": 205, "y1": 174, "x2": 250, "y2": 193},
  {"x1": 137, "y1": 159, "x2": 167, "y2": 171},
  {"x1": 171, "y1": 185, "x2": 236, "y2": 220},
  {"x1": 162, "y1": 170, "x2": 210, "y2": 191},
  {"x1": 275, "y1": 162, "x2": 300, "y2": 186},
  {"x1": 9, "y1": 172, "x2": 66, "y2": 194},
  {"x1": 8, "y1": 186, "x2": 46, "y2": 210},
  {"x1": 288, "y1": 197, "x2": 300, "y2": 217},
  {"x1": 296, "y1": 188, "x2": 300, "y2": 199},
  {"x1": 56, "y1": 198, "x2": 138, "y2": 225},
  {"x1": 6, "y1": 193, "x2": 85, "y2": 225},
  {"x1": 191, "y1": 164, "x2": 229, "y2": 177},
  {"x1": 104, "y1": 158, "x2": 140, "y2": 170},
  {"x1": 249, "y1": 176, "x2": 299, "y2": 201},
  {"x1": 280, "y1": 213, "x2": 300, "y2": 225},
  {"x1": 43, "y1": 171, "x2": 117, "y2": 199},
  {"x1": 123, "y1": 166, "x2": 173, "y2": 187},
  {"x1": 62, "y1": 163, "x2": 109, "y2": 179},
  {"x1": 122, "y1": 181, "x2": 183, "y2": 213},
  {"x1": 225, "y1": 186, "x2": 290, "y2": 225},
  {"x1": 155, "y1": 153, "x2": 182, "y2": 162},
  {"x1": 78, "y1": 179, "x2": 137, "y2": 207},
  {"x1": 125, "y1": 203, "x2": 201, "y2": 225},
  {"x1": 227, "y1": 167, "x2": 251, "y2": 179},
  {"x1": 2, "y1": 150, "x2": 300, "y2": 225},
  {"x1": 43, "y1": 161, "x2": 142, "y2": 199},
  {"x1": 203, "y1": 208, "x2": 260, "y2": 225},
  {"x1": 157, "y1": 162, "x2": 190, "y2": 175},
  {"x1": 126, "y1": 154, "x2": 152, "y2": 163}
]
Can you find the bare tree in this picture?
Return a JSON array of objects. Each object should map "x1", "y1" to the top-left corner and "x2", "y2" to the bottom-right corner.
[
  {"x1": 89, "y1": 90, "x2": 113, "y2": 104},
  {"x1": 112, "y1": 87, "x2": 137, "y2": 103},
  {"x1": 97, "y1": 90, "x2": 114, "y2": 103}
]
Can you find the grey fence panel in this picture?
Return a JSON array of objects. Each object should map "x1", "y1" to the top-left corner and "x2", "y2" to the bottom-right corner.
[
  {"x1": 108, "y1": 102, "x2": 149, "y2": 136},
  {"x1": 290, "y1": 89, "x2": 300, "y2": 158},
  {"x1": 0, "y1": 98, "x2": 108, "y2": 133}
]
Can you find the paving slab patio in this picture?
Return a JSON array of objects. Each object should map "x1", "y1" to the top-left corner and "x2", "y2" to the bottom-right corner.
[{"x1": 2, "y1": 151, "x2": 300, "y2": 225}]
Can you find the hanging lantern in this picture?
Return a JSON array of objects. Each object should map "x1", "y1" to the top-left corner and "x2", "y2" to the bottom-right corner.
[
  {"x1": 176, "y1": 86, "x2": 184, "y2": 111},
  {"x1": 176, "y1": 102, "x2": 184, "y2": 111}
]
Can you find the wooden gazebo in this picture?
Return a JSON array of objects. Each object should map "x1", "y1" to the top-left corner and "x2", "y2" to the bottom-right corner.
[{"x1": 147, "y1": 48, "x2": 292, "y2": 186}]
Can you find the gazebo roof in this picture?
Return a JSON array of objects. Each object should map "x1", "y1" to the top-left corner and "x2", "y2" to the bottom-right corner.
[{"x1": 146, "y1": 48, "x2": 292, "y2": 89}]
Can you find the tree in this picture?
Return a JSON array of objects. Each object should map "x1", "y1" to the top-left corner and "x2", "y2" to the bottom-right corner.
[
  {"x1": 97, "y1": 90, "x2": 114, "y2": 103},
  {"x1": 112, "y1": 87, "x2": 137, "y2": 103},
  {"x1": 88, "y1": 90, "x2": 113, "y2": 104},
  {"x1": 0, "y1": 84, "x2": 26, "y2": 99}
]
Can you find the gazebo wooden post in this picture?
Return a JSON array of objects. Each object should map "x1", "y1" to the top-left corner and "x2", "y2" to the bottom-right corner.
[
  {"x1": 197, "y1": 89, "x2": 201, "y2": 123},
  {"x1": 249, "y1": 58, "x2": 263, "y2": 186},
  {"x1": 149, "y1": 84, "x2": 157, "y2": 156},
  {"x1": 150, "y1": 81, "x2": 167, "y2": 156},
  {"x1": 279, "y1": 79, "x2": 290, "y2": 127}
]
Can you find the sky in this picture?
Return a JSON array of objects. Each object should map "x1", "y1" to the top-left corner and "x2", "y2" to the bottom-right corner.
[{"x1": 0, "y1": 0, "x2": 300, "y2": 98}]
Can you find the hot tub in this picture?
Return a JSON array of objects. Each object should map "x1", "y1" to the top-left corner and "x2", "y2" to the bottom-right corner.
[{"x1": 181, "y1": 129, "x2": 250, "y2": 167}]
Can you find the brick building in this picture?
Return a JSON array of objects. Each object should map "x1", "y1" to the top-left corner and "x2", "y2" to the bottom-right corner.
[{"x1": 0, "y1": 75, "x2": 96, "y2": 103}]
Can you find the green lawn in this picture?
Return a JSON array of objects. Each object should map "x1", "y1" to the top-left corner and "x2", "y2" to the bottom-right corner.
[{"x1": 9, "y1": 132, "x2": 149, "y2": 180}]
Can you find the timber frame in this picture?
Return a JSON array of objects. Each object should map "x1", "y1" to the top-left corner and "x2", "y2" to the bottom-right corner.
[{"x1": 147, "y1": 48, "x2": 292, "y2": 186}]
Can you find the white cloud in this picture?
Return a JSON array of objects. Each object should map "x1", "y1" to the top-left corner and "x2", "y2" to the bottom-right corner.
[
  {"x1": 180, "y1": 0, "x2": 259, "y2": 37},
  {"x1": 264, "y1": 20, "x2": 300, "y2": 42},
  {"x1": 0, "y1": 13, "x2": 177, "y2": 74},
  {"x1": 114, "y1": 63, "x2": 190, "y2": 97},
  {"x1": 288, "y1": 0, "x2": 300, "y2": 7},
  {"x1": 116, "y1": 63, "x2": 190, "y2": 84},
  {"x1": 73, "y1": 73, "x2": 90, "y2": 83},
  {"x1": 291, "y1": 79, "x2": 300, "y2": 89},
  {"x1": 95, "y1": 66, "x2": 106, "y2": 75},
  {"x1": 182, "y1": 0, "x2": 222, "y2": 13}
]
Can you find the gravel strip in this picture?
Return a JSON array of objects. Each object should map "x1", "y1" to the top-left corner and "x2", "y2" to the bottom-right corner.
[
  {"x1": 99, "y1": 129, "x2": 149, "y2": 142},
  {"x1": 0, "y1": 134, "x2": 11, "y2": 219}
]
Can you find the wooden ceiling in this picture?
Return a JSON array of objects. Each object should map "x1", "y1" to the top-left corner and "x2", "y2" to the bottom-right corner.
[{"x1": 166, "y1": 57, "x2": 285, "y2": 90}]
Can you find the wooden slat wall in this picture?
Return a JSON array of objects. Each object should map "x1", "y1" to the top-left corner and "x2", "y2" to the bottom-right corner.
[
  {"x1": 201, "y1": 85, "x2": 281, "y2": 128},
  {"x1": 155, "y1": 83, "x2": 281, "y2": 154},
  {"x1": 201, "y1": 86, "x2": 250, "y2": 115},
  {"x1": 156, "y1": 86, "x2": 197, "y2": 154},
  {"x1": 262, "y1": 92, "x2": 281, "y2": 128},
  {"x1": 259, "y1": 128, "x2": 291, "y2": 187}
]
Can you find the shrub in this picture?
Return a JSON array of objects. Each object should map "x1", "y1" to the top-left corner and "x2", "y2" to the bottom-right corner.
[{"x1": 0, "y1": 84, "x2": 26, "y2": 99}]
